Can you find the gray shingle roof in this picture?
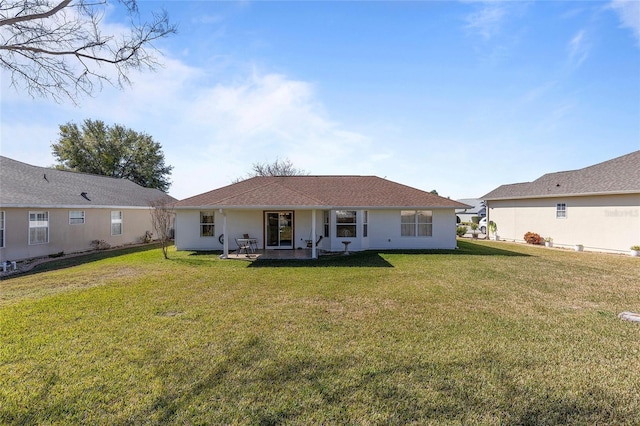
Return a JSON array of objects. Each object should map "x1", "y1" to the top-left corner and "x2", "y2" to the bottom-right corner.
[
  {"x1": 175, "y1": 175, "x2": 470, "y2": 209},
  {"x1": 0, "y1": 156, "x2": 174, "y2": 208},
  {"x1": 455, "y1": 198, "x2": 486, "y2": 214},
  {"x1": 482, "y1": 150, "x2": 640, "y2": 200}
]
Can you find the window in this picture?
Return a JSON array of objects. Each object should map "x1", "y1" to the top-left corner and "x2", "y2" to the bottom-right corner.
[
  {"x1": 200, "y1": 211, "x2": 215, "y2": 237},
  {"x1": 323, "y1": 210, "x2": 330, "y2": 238},
  {"x1": 111, "y1": 211, "x2": 123, "y2": 236},
  {"x1": 69, "y1": 210, "x2": 85, "y2": 225},
  {"x1": 363, "y1": 211, "x2": 368, "y2": 238},
  {"x1": 401, "y1": 210, "x2": 433, "y2": 237},
  {"x1": 0, "y1": 211, "x2": 4, "y2": 248},
  {"x1": 556, "y1": 203, "x2": 567, "y2": 219},
  {"x1": 336, "y1": 210, "x2": 357, "y2": 237},
  {"x1": 29, "y1": 211, "x2": 49, "y2": 244}
]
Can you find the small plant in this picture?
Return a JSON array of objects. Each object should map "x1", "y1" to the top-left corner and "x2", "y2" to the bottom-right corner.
[
  {"x1": 488, "y1": 221, "x2": 497, "y2": 234},
  {"x1": 631, "y1": 245, "x2": 640, "y2": 251},
  {"x1": 524, "y1": 232, "x2": 543, "y2": 245},
  {"x1": 49, "y1": 251, "x2": 65, "y2": 258},
  {"x1": 456, "y1": 226, "x2": 467, "y2": 237},
  {"x1": 470, "y1": 223, "x2": 479, "y2": 239},
  {"x1": 91, "y1": 239, "x2": 111, "y2": 250},
  {"x1": 545, "y1": 237, "x2": 553, "y2": 242}
]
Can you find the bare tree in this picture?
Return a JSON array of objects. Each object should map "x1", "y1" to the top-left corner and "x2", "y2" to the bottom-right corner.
[
  {"x1": 234, "y1": 157, "x2": 309, "y2": 182},
  {"x1": 0, "y1": 0, "x2": 176, "y2": 103},
  {"x1": 149, "y1": 196, "x2": 174, "y2": 259}
]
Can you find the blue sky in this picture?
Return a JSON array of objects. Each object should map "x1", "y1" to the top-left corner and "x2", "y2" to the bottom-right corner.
[{"x1": 1, "y1": 0, "x2": 639, "y2": 200}]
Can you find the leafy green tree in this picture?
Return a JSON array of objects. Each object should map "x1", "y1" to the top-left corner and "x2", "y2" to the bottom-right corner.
[{"x1": 52, "y1": 119, "x2": 173, "y2": 192}]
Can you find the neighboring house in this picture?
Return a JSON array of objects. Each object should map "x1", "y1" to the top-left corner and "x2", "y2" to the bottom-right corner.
[
  {"x1": 455, "y1": 198, "x2": 486, "y2": 223},
  {"x1": 0, "y1": 156, "x2": 175, "y2": 262},
  {"x1": 173, "y1": 176, "x2": 470, "y2": 258},
  {"x1": 481, "y1": 151, "x2": 640, "y2": 254}
]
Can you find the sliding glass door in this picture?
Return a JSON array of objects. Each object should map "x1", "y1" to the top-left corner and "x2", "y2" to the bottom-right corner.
[{"x1": 265, "y1": 212, "x2": 293, "y2": 249}]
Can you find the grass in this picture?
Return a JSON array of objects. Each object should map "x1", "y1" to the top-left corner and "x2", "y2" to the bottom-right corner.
[{"x1": 1, "y1": 240, "x2": 639, "y2": 425}]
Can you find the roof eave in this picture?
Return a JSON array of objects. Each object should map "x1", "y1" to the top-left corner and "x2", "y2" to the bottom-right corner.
[
  {"x1": 0, "y1": 203, "x2": 153, "y2": 209},
  {"x1": 483, "y1": 189, "x2": 640, "y2": 201},
  {"x1": 174, "y1": 204, "x2": 462, "y2": 210}
]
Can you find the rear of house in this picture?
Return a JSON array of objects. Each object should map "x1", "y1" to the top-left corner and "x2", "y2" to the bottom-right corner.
[
  {"x1": 482, "y1": 151, "x2": 640, "y2": 254},
  {"x1": 174, "y1": 176, "x2": 470, "y2": 258},
  {"x1": 0, "y1": 156, "x2": 174, "y2": 262}
]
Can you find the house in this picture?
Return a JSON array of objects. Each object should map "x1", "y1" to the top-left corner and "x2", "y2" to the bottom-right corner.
[
  {"x1": 173, "y1": 175, "x2": 470, "y2": 258},
  {"x1": 455, "y1": 198, "x2": 486, "y2": 223},
  {"x1": 481, "y1": 151, "x2": 640, "y2": 254},
  {"x1": 0, "y1": 156, "x2": 175, "y2": 262}
]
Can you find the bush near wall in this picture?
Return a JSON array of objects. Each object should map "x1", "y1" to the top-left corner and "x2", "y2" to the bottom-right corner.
[{"x1": 524, "y1": 232, "x2": 544, "y2": 245}]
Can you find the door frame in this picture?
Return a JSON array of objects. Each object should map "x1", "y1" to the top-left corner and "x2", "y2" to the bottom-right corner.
[{"x1": 264, "y1": 211, "x2": 294, "y2": 249}]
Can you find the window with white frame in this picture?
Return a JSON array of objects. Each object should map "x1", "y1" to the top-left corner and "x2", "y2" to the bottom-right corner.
[
  {"x1": 323, "y1": 210, "x2": 330, "y2": 238},
  {"x1": 111, "y1": 211, "x2": 123, "y2": 236},
  {"x1": 69, "y1": 210, "x2": 85, "y2": 225},
  {"x1": 200, "y1": 211, "x2": 215, "y2": 237},
  {"x1": 336, "y1": 210, "x2": 357, "y2": 237},
  {"x1": 363, "y1": 211, "x2": 368, "y2": 238},
  {"x1": 556, "y1": 203, "x2": 567, "y2": 219},
  {"x1": 401, "y1": 210, "x2": 433, "y2": 237},
  {"x1": 29, "y1": 211, "x2": 49, "y2": 244},
  {"x1": 0, "y1": 211, "x2": 4, "y2": 248}
]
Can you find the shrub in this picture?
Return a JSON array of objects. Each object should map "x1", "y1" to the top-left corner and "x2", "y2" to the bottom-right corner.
[
  {"x1": 91, "y1": 240, "x2": 111, "y2": 250},
  {"x1": 456, "y1": 226, "x2": 467, "y2": 237},
  {"x1": 524, "y1": 232, "x2": 543, "y2": 245},
  {"x1": 142, "y1": 231, "x2": 153, "y2": 243}
]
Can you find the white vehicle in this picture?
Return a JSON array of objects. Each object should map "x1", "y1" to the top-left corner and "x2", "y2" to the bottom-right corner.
[{"x1": 478, "y1": 217, "x2": 487, "y2": 234}]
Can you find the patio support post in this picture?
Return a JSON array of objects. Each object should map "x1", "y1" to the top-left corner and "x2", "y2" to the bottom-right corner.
[
  {"x1": 311, "y1": 209, "x2": 317, "y2": 259},
  {"x1": 220, "y1": 208, "x2": 228, "y2": 259}
]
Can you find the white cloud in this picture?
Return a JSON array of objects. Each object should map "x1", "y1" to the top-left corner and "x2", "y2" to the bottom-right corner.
[
  {"x1": 609, "y1": 0, "x2": 640, "y2": 46},
  {"x1": 567, "y1": 29, "x2": 590, "y2": 69},
  {"x1": 170, "y1": 71, "x2": 379, "y2": 197},
  {"x1": 63, "y1": 62, "x2": 379, "y2": 198},
  {"x1": 521, "y1": 80, "x2": 558, "y2": 104},
  {"x1": 465, "y1": 2, "x2": 508, "y2": 40},
  {"x1": 1, "y1": 40, "x2": 385, "y2": 200}
]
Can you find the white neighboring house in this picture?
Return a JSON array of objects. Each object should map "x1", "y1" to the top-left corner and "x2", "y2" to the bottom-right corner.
[
  {"x1": 173, "y1": 175, "x2": 471, "y2": 258},
  {"x1": 0, "y1": 156, "x2": 175, "y2": 262},
  {"x1": 481, "y1": 151, "x2": 640, "y2": 254}
]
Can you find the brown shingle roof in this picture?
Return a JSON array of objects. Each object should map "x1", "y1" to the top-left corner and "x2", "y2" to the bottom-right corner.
[
  {"x1": 175, "y1": 176, "x2": 469, "y2": 209},
  {"x1": 482, "y1": 150, "x2": 640, "y2": 200}
]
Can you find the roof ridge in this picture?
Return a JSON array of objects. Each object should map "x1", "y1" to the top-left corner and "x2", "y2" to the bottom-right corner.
[{"x1": 0, "y1": 155, "x2": 142, "y2": 184}]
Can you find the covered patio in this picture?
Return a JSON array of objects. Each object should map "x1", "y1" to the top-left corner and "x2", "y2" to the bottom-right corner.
[{"x1": 225, "y1": 248, "x2": 327, "y2": 261}]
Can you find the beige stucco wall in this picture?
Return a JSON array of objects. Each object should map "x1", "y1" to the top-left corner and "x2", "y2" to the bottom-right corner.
[
  {"x1": 486, "y1": 193, "x2": 640, "y2": 253},
  {"x1": 0, "y1": 207, "x2": 155, "y2": 261}
]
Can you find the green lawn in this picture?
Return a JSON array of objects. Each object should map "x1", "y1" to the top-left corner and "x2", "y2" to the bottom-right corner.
[{"x1": 1, "y1": 241, "x2": 639, "y2": 425}]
